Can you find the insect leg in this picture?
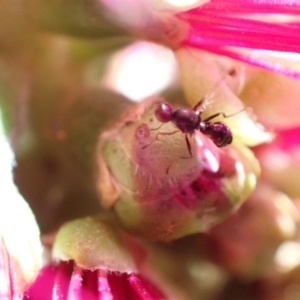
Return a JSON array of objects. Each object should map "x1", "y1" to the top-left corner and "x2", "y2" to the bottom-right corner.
[
  {"x1": 203, "y1": 108, "x2": 246, "y2": 122},
  {"x1": 156, "y1": 130, "x2": 180, "y2": 137},
  {"x1": 141, "y1": 130, "x2": 179, "y2": 150},
  {"x1": 193, "y1": 98, "x2": 205, "y2": 112},
  {"x1": 141, "y1": 139, "x2": 156, "y2": 149},
  {"x1": 185, "y1": 135, "x2": 193, "y2": 157},
  {"x1": 165, "y1": 135, "x2": 193, "y2": 175}
]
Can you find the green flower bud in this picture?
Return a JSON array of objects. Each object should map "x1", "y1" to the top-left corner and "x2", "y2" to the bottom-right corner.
[{"x1": 97, "y1": 97, "x2": 260, "y2": 241}]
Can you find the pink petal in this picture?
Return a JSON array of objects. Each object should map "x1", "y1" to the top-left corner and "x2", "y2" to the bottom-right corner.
[
  {"x1": 0, "y1": 238, "x2": 13, "y2": 299},
  {"x1": 274, "y1": 126, "x2": 300, "y2": 151},
  {"x1": 24, "y1": 261, "x2": 164, "y2": 300},
  {"x1": 197, "y1": 0, "x2": 300, "y2": 14},
  {"x1": 176, "y1": 0, "x2": 300, "y2": 78},
  {"x1": 253, "y1": 127, "x2": 300, "y2": 197}
]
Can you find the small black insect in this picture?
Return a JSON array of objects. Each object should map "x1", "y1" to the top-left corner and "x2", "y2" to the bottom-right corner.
[{"x1": 153, "y1": 98, "x2": 242, "y2": 156}]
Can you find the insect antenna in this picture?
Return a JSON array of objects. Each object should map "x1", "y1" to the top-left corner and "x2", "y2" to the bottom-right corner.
[{"x1": 150, "y1": 123, "x2": 164, "y2": 131}]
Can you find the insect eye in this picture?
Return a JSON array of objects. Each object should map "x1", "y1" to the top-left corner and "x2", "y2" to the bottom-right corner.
[{"x1": 154, "y1": 103, "x2": 172, "y2": 123}]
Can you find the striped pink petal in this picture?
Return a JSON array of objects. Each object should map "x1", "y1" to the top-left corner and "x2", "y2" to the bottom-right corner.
[
  {"x1": 177, "y1": 0, "x2": 300, "y2": 78},
  {"x1": 24, "y1": 261, "x2": 164, "y2": 300}
]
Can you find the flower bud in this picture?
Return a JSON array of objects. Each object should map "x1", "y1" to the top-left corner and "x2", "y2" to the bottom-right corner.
[
  {"x1": 97, "y1": 97, "x2": 260, "y2": 241},
  {"x1": 254, "y1": 127, "x2": 300, "y2": 198},
  {"x1": 53, "y1": 216, "x2": 137, "y2": 272},
  {"x1": 24, "y1": 215, "x2": 166, "y2": 300},
  {"x1": 204, "y1": 184, "x2": 299, "y2": 279}
]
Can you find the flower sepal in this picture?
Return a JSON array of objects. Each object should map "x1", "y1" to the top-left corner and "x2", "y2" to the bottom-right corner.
[
  {"x1": 25, "y1": 215, "x2": 166, "y2": 300},
  {"x1": 52, "y1": 215, "x2": 137, "y2": 272}
]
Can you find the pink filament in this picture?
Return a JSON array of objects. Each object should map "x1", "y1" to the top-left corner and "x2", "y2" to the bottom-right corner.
[
  {"x1": 190, "y1": 0, "x2": 300, "y2": 14},
  {"x1": 177, "y1": 0, "x2": 300, "y2": 77}
]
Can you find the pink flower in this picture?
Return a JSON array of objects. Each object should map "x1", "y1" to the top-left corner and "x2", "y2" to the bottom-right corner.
[
  {"x1": 176, "y1": 0, "x2": 300, "y2": 78},
  {"x1": 99, "y1": 0, "x2": 300, "y2": 78},
  {"x1": 2, "y1": 0, "x2": 300, "y2": 299},
  {"x1": 24, "y1": 261, "x2": 164, "y2": 300},
  {"x1": 23, "y1": 216, "x2": 166, "y2": 300}
]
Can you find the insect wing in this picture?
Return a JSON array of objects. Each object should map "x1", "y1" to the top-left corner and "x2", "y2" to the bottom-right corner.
[{"x1": 193, "y1": 68, "x2": 237, "y2": 113}]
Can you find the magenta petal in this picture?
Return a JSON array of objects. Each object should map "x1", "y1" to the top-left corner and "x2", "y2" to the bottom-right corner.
[
  {"x1": 97, "y1": 270, "x2": 113, "y2": 300},
  {"x1": 254, "y1": 126, "x2": 300, "y2": 152},
  {"x1": 176, "y1": 0, "x2": 300, "y2": 78},
  {"x1": 182, "y1": 42, "x2": 300, "y2": 79},
  {"x1": 68, "y1": 265, "x2": 101, "y2": 300},
  {"x1": 274, "y1": 126, "x2": 300, "y2": 151},
  {"x1": 179, "y1": 7, "x2": 300, "y2": 52},
  {"x1": 53, "y1": 261, "x2": 73, "y2": 299},
  {"x1": 24, "y1": 262, "x2": 73, "y2": 300},
  {"x1": 23, "y1": 265, "x2": 55, "y2": 300},
  {"x1": 0, "y1": 238, "x2": 13, "y2": 299},
  {"x1": 24, "y1": 261, "x2": 164, "y2": 300},
  {"x1": 199, "y1": 0, "x2": 300, "y2": 14},
  {"x1": 128, "y1": 274, "x2": 164, "y2": 300}
]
